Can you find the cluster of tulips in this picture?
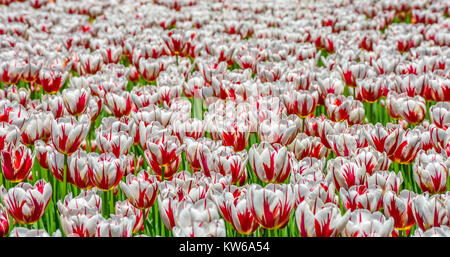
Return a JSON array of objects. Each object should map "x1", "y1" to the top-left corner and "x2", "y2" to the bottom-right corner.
[{"x1": 0, "y1": 0, "x2": 449, "y2": 237}]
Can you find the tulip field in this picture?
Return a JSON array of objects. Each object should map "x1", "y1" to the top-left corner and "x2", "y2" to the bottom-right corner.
[{"x1": 0, "y1": 0, "x2": 450, "y2": 238}]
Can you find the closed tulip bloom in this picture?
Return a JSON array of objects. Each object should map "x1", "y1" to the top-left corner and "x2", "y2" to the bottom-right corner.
[
  {"x1": 281, "y1": 89, "x2": 318, "y2": 117},
  {"x1": 138, "y1": 58, "x2": 164, "y2": 82},
  {"x1": 0, "y1": 101, "x2": 29, "y2": 129},
  {"x1": 317, "y1": 77, "x2": 345, "y2": 105},
  {"x1": 246, "y1": 184, "x2": 295, "y2": 229},
  {"x1": 61, "y1": 213, "x2": 103, "y2": 237},
  {"x1": 397, "y1": 95, "x2": 426, "y2": 124},
  {"x1": 327, "y1": 133, "x2": 358, "y2": 157},
  {"x1": 384, "y1": 126, "x2": 422, "y2": 164},
  {"x1": 38, "y1": 67, "x2": 69, "y2": 94},
  {"x1": 413, "y1": 150, "x2": 449, "y2": 194},
  {"x1": 328, "y1": 157, "x2": 366, "y2": 191},
  {"x1": 96, "y1": 129, "x2": 133, "y2": 158},
  {"x1": 342, "y1": 209, "x2": 394, "y2": 237},
  {"x1": 363, "y1": 123, "x2": 389, "y2": 153},
  {"x1": 62, "y1": 88, "x2": 91, "y2": 116},
  {"x1": 383, "y1": 190, "x2": 416, "y2": 230},
  {"x1": 367, "y1": 171, "x2": 404, "y2": 195},
  {"x1": 0, "y1": 204, "x2": 9, "y2": 237},
  {"x1": 0, "y1": 122, "x2": 19, "y2": 151},
  {"x1": 249, "y1": 142, "x2": 293, "y2": 184},
  {"x1": 47, "y1": 145, "x2": 67, "y2": 182},
  {"x1": 115, "y1": 200, "x2": 145, "y2": 234},
  {"x1": 172, "y1": 219, "x2": 226, "y2": 237},
  {"x1": 20, "y1": 112, "x2": 48, "y2": 146},
  {"x1": 40, "y1": 94, "x2": 65, "y2": 119},
  {"x1": 0, "y1": 179, "x2": 52, "y2": 225},
  {"x1": 130, "y1": 86, "x2": 159, "y2": 109},
  {"x1": 104, "y1": 91, "x2": 132, "y2": 118},
  {"x1": 57, "y1": 190, "x2": 102, "y2": 217},
  {"x1": 184, "y1": 137, "x2": 220, "y2": 172},
  {"x1": 288, "y1": 133, "x2": 312, "y2": 161},
  {"x1": 354, "y1": 147, "x2": 391, "y2": 175},
  {"x1": 257, "y1": 117, "x2": 299, "y2": 146},
  {"x1": 95, "y1": 215, "x2": 135, "y2": 237},
  {"x1": 145, "y1": 131, "x2": 184, "y2": 167},
  {"x1": 101, "y1": 45, "x2": 122, "y2": 64},
  {"x1": 77, "y1": 53, "x2": 102, "y2": 75},
  {"x1": 214, "y1": 146, "x2": 248, "y2": 185},
  {"x1": 174, "y1": 198, "x2": 221, "y2": 232},
  {"x1": 88, "y1": 153, "x2": 126, "y2": 191},
  {"x1": 67, "y1": 150, "x2": 93, "y2": 190},
  {"x1": 413, "y1": 226, "x2": 450, "y2": 237},
  {"x1": 430, "y1": 102, "x2": 450, "y2": 129},
  {"x1": 413, "y1": 193, "x2": 448, "y2": 231},
  {"x1": 325, "y1": 94, "x2": 352, "y2": 122},
  {"x1": 173, "y1": 118, "x2": 206, "y2": 143},
  {"x1": 1, "y1": 143, "x2": 34, "y2": 182},
  {"x1": 9, "y1": 227, "x2": 62, "y2": 237},
  {"x1": 296, "y1": 197, "x2": 350, "y2": 237},
  {"x1": 120, "y1": 170, "x2": 159, "y2": 210},
  {"x1": 158, "y1": 185, "x2": 179, "y2": 230},
  {"x1": 356, "y1": 77, "x2": 386, "y2": 103},
  {"x1": 218, "y1": 120, "x2": 250, "y2": 152},
  {"x1": 51, "y1": 116, "x2": 90, "y2": 155},
  {"x1": 340, "y1": 185, "x2": 383, "y2": 212}
]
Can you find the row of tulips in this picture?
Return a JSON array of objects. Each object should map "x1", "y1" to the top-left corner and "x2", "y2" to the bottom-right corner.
[{"x1": 0, "y1": 0, "x2": 449, "y2": 237}]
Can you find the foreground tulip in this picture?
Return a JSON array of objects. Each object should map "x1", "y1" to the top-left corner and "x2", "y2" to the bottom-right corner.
[
  {"x1": 62, "y1": 88, "x2": 91, "y2": 117},
  {"x1": 96, "y1": 129, "x2": 133, "y2": 158},
  {"x1": 413, "y1": 150, "x2": 449, "y2": 194},
  {"x1": 340, "y1": 185, "x2": 383, "y2": 212},
  {"x1": 9, "y1": 227, "x2": 62, "y2": 237},
  {"x1": 430, "y1": 102, "x2": 450, "y2": 129},
  {"x1": 144, "y1": 131, "x2": 184, "y2": 168},
  {"x1": 115, "y1": 200, "x2": 145, "y2": 234},
  {"x1": 412, "y1": 193, "x2": 448, "y2": 231},
  {"x1": 0, "y1": 179, "x2": 52, "y2": 225},
  {"x1": 384, "y1": 125, "x2": 422, "y2": 164},
  {"x1": 51, "y1": 116, "x2": 90, "y2": 155},
  {"x1": 0, "y1": 204, "x2": 9, "y2": 237},
  {"x1": 213, "y1": 146, "x2": 248, "y2": 185},
  {"x1": 383, "y1": 190, "x2": 416, "y2": 231},
  {"x1": 158, "y1": 184, "x2": 179, "y2": 230},
  {"x1": 296, "y1": 197, "x2": 349, "y2": 237},
  {"x1": 57, "y1": 190, "x2": 102, "y2": 217},
  {"x1": 120, "y1": 170, "x2": 159, "y2": 210},
  {"x1": 1, "y1": 143, "x2": 34, "y2": 182},
  {"x1": 366, "y1": 171, "x2": 404, "y2": 195},
  {"x1": 88, "y1": 153, "x2": 126, "y2": 191},
  {"x1": 246, "y1": 184, "x2": 295, "y2": 229},
  {"x1": 95, "y1": 215, "x2": 135, "y2": 237},
  {"x1": 413, "y1": 226, "x2": 450, "y2": 237},
  {"x1": 342, "y1": 209, "x2": 394, "y2": 237},
  {"x1": 327, "y1": 158, "x2": 366, "y2": 191},
  {"x1": 67, "y1": 150, "x2": 93, "y2": 189},
  {"x1": 249, "y1": 142, "x2": 292, "y2": 184}
]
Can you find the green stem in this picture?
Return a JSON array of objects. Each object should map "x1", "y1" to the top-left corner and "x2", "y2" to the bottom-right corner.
[{"x1": 63, "y1": 154, "x2": 68, "y2": 198}]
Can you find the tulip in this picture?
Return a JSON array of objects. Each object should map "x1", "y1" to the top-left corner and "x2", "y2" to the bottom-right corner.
[
  {"x1": 40, "y1": 94, "x2": 65, "y2": 119},
  {"x1": 0, "y1": 122, "x2": 19, "y2": 151},
  {"x1": 184, "y1": 137, "x2": 220, "y2": 172},
  {"x1": 257, "y1": 117, "x2": 299, "y2": 145},
  {"x1": 384, "y1": 125, "x2": 422, "y2": 164},
  {"x1": 354, "y1": 147, "x2": 391, "y2": 175},
  {"x1": 144, "y1": 131, "x2": 184, "y2": 171},
  {"x1": 9, "y1": 227, "x2": 61, "y2": 237},
  {"x1": 249, "y1": 142, "x2": 293, "y2": 184},
  {"x1": 158, "y1": 184, "x2": 179, "y2": 230},
  {"x1": 413, "y1": 226, "x2": 450, "y2": 237},
  {"x1": 356, "y1": 77, "x2": 386, "y2": 103},
  {"x1": 296, "y1": 197, "x2": 349, "y2": 237},
  {"x1": 0, "y1": 204, "x2": 9, "y2": 237},
  {"x1": 39, "y1": 66, "x2": 69, "y2": 94},
  {"x1": 172, "y1": 219, "x2": 226, "y2": 237},
  {"x1": 430, "y1": 102, "x2": 450, "y2": 129},
  {"x1": 120, "y1": 170, "x2": 159, "y2": 210},
  {"x1": 138, "y1": 58, "x2": 164, "y2": 82},
  {"x1": 327, "y1": 157, "x2": 366, "y2": 191},
  {"x1": 340, "y1": 185, "x2": 383, "y2": 212},
  {"x1": 413, "y1": 150, "x2": 449, "y2": 194},
  {"x1": 62, "y1": 88, "x2": 91, "y2": 116},
  {"x1": 96, "y1": 129, "x2": 133, "y2": 158},
  {"x1": 0, "y1": 179, "x2": 52, "y2": 225},
  {"x1": 104, "y1": 91, "x2": 132, "y2": 118},
  {"x1": 367, "y1": 171, "x2": 404, "y2": 195},
  {"x1": 213, "y1": 146, "x2": 248, "y2": 185},
  {"x1": 47, "y1": 145, "x2": 68, "y2": 183},
  {"x1": 327, "y1": 133, "x2": 358, "y2": 157},
  {"x1": 57, "y1": 190, "x2": 102, "y2": 217},
  {"x1": 51, "y1": 116, "x2": 90, "y2": 155},
  {"x1": 88, "y1": 153, "x2": 126, "y2": 191},
  {"x1": 383, "y1": 190, "x2": 416, "y2": 231},
  {"x1": 246, "y1": 183, "x2": 295, "y2": 229},
  {"x1": 172, "y1": 118, "x2": 206, "y2": 143},
  {"x1": 1, "y1": 143, "x2": 34, "y2": 183},
  {"x1": 67, "y1": 150, "x2": 93, "y2": 189},
  {"x1": 115, "y1": 200, "x2": 145, "y2": 234},
  {"x1": 413, "y1": 193, "x2": 448, "y2": 231},
  {"x1": 95, "y1": 215, "x2": 135, "y2": 237},
  {"x1": 281, "y1": 89, "x2": 318, "y2": 117},
  {"x1": 317, "y1": 77, "x2": 345, "y2": 105},
  {"x1": 342, "y1": 209, "x2": 394, "y2": 237}
]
